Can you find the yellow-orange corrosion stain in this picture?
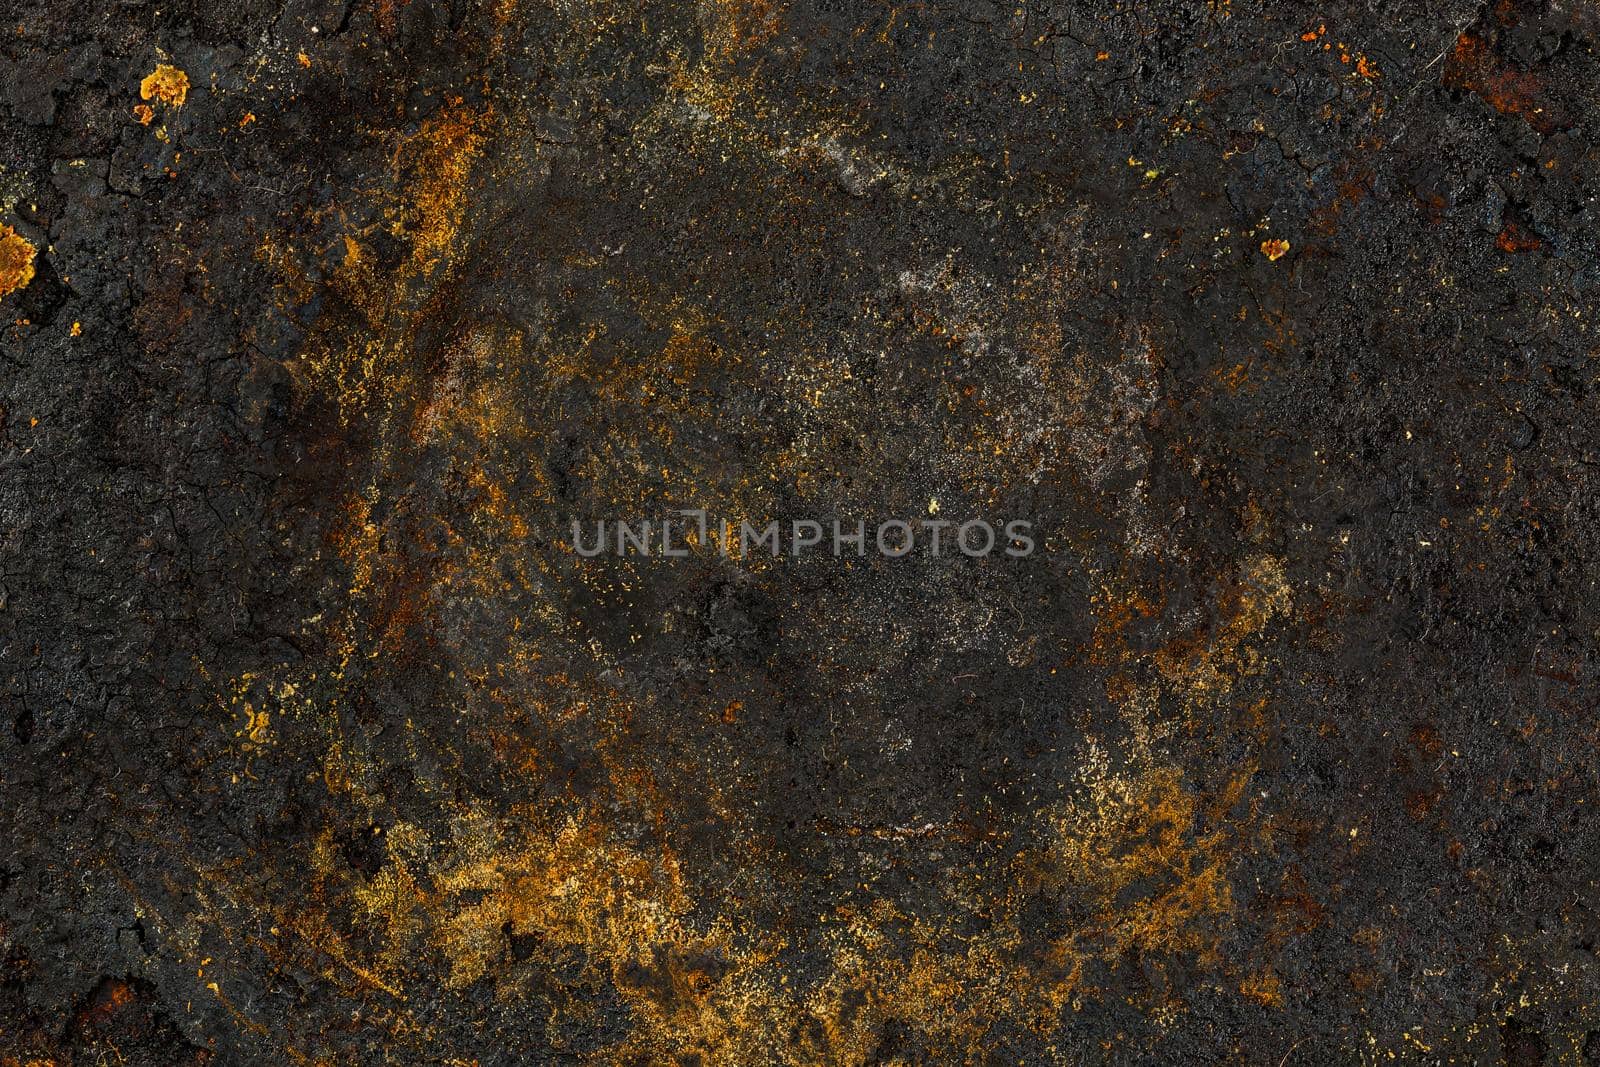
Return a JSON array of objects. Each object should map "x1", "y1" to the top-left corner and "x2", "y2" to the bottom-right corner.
[
  {"x1": 140, "y1": 63, "x2": 190, "y2": 107},
  {"x1": 1024, "y1": 759, "x2": 1253, "y2": 1020},
  {"x1": 1153, "y1": 553, "x2": 1292, "y2": 703},
  {"x1": 388, "y1": 104, "x2": 486, "y2": 276},
  {"x1": 0, "y1": 225, "x2": 36, "y2": 300},
  {"x1": 1241, "y1": 969, "x2": 1284, "y2": 1007},
  {"x1": 277, "y1": 103, "x2": 490, "y2": 428},
  {"x1": 706, "y1": 0, "x2": 781, "y2": 55},
  {"x1": 1260, "y1": 238, "x2": 1291, "y2": 261},
  {"x1": 132, "y1": 103, "x2": 155, "y2": 125}
]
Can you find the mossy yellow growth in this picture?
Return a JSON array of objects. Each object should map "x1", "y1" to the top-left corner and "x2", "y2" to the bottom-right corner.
[
  {"x1": 140, "y1": 63, "x2": 190, "y2": 107},
  {"x1": 0, "y1": 225, "x2": 35, "y2": 300}
]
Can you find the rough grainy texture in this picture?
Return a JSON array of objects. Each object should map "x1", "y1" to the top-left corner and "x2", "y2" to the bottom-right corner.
[{"x1": 3, "y1": 0, "x2": 1600, "y2": 1063}]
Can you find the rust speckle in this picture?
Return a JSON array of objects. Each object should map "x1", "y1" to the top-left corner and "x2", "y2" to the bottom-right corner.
[{"x1": 1260, "y1": 238, "x2": 1291, "y2": 262}]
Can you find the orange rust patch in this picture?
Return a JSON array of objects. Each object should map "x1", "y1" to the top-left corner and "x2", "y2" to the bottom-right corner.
[
  {"x1": 1213, "y1": 361, "x2": 1250, "y2": 393},
  {"x1": 1307, "y1": 153, "x2": 1376, "y2": 237},
  {"x1": 372, "y1": 0, "x2": 412, "y2": 36},
  {"x1": 1260, "y1": 238, "x2": 1291, "y2": 262},
  {"x1": 140, "y1": 63, "x2": 189, "y2": 107},
  {"x1": 1405, "y1": 787, "x2": 1441, "y2": 819},
  {"x1": 392, "y1": 104, "x2": 486, "y2": 274},
  {"x1": 1410, "y1": 722, "x2": 1444, "y2": 757},
  {"x1": 132, "y1": 102, "x2": 155, "y2": 125},
  {"x1": 1044, "y1": 764, "x2": 1242, "y2": 979},
  {"x1": 1496, "y1": 221, "x2": 1541, "y2": 253},
  {"x1": 1240, "y1": 970, "x2": 1283, "y2": 1008},
  {"x1": 1443, "y1": 33, "x2": 1561, "y2": 134},
  {"x1": 700, "y1": 0, "x2": 782, "y2": 62},
  {"x1": 1149, "y1": 553, "x2": 1292, "y2": 704},
  {"x1": 0, "y1": 225, "x2": 36, "y2": 300},
  {"x1": 79, "y1": 978, "x2": 137, "y2": 1027},
  {"x1": 1264, "y1": 866, "x2": 1327, "y2": 949}
]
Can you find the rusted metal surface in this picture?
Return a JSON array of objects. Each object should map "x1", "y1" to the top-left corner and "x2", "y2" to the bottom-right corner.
[{"x1": 4, "y1": 0, "x2": 1600, "y2": 1062}]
